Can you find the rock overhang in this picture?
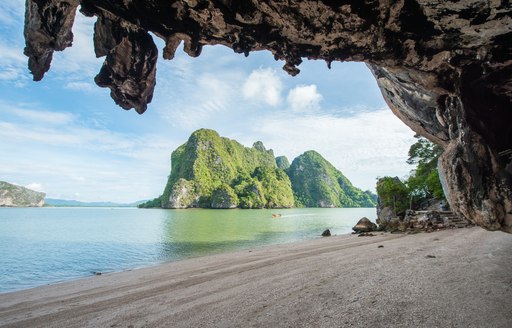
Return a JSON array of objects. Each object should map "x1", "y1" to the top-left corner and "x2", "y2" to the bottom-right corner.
[{"x1": 23, "y1": 0, "x2": 512, "y2": 232}]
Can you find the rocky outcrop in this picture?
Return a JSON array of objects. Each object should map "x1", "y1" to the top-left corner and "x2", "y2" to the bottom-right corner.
[
  {"x1": 378, "y1": 210, "x2": 472, "y2": 233},
  {"x1": 23, "y1": 1, "x2": 512, "y2": 231},
  {"x1": 352, "y1": 217, "x2": 378, "y2": 233},
  {"x1": 157, "y1": 129, "x2": 295, "y2": 209},
  {"x1": 210, "y1": 184, "x2": 238, "y2": 209},
  {"x1": 0, "y1": 181, "x2": 45, "y2": 207},
  {"x1": 288, "y1": 151, "x2": 376, "y2": 208},
  {"x1": 167, "y1": 178, "x2": 198, "y2": 209},
  {"x1": 275, "y1": 156, "x2": 290, "y2": 171}
]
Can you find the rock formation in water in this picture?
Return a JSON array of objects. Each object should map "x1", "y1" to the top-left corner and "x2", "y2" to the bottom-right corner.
[
  {"x1": 144, "y1": 129, "x2": 373, "y2": 209},
  {"x1": 23, "y1": 1, "x2": 512, "y2": 231},
  {"x1": 288, "y1": 151, "x2": 376, "y2": 208},
  {"x1": 0, "y1": 181, "x2": 45, "y2": 207},
  {"x1": 157, "y1": 128, "x2": 294, "y2": 209}
]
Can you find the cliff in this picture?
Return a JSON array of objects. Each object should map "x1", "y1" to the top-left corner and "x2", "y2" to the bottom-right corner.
[
  {"x1": 159, "y1": 129, "x2": 294, "y2": 209},
  {"x1": 0, "y1": 181, "x2": 45, "y2": 207},
  {"x1": 146, "y1": 130, "x2": 374, "y2": 209},
  {"x1": 287, "y1": 151, "x2": 376, "y2": 208}
]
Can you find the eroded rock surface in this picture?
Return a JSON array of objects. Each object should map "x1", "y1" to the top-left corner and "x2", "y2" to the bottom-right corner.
[{"x1": 23, "y1": 0, "x2": 512, "y2": 232}]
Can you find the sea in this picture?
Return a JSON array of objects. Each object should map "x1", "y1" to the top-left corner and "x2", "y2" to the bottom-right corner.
[{"x1": 0, "y1": 207, "x2": 376, "y2": 293}]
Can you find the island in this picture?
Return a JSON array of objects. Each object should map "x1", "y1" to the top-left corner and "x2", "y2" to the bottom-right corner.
[
  {"x1": 0, "y1": 181, "x2": 45, "y2": 207},
  {"x1": 140, "y1": 129, "x2": 376, "y2": 209}
]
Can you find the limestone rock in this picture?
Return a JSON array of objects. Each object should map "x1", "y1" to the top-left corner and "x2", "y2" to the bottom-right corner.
[
  {"x1": 352, "y1": 217, "x2": 377, "y2": 233},
  {"x1": 166, "y1": 178, "x2": 198, "y2": 209},
  {"x1": 376, "y1": 206, "x2": 396, "y2": 231},
  {"x1": 211, "y1": 184, "x2": 238, "y2": 209},
  {"x1": 23, "y1": 0, "x2": 512, "y2": 232},
  {"x1": 0, "y1": 181, "x2": 45, "y2": 207},
  {"x1": 321, "y1": 229, "x2": 331, "y2": 237}
]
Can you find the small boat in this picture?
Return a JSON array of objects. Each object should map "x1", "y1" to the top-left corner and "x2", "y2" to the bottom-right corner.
[{"x1": 271, "y1": 213, "x2": 282, "y2": 218}]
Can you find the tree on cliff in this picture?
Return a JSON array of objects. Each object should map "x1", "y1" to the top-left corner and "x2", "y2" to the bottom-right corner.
[
  {"x1": 406, "y1": 135, "x2": 445, "y2": 202},
  {"x1": 376, "y1": 136, "x2": 445, "y2": 213}
]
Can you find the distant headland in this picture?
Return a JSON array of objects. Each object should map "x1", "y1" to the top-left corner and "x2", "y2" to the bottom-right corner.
[{"x1": 0, "y1": 181, "x2": 45, "y2": 207}]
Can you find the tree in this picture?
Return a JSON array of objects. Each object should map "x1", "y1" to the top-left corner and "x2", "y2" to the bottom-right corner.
[
  {"x1": 406, "y1": 135, "x2": 445, "y2": 204},
  {"x1": 376, "y1": 177, "x2": 409, "y2": 215}
]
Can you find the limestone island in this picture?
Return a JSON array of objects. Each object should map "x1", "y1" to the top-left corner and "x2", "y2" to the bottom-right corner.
[
  {"x1": 140, "y1": 129, "x2": 376, "y2": 209},
  {"x1": 0, "y1": 181, "x2": 45, "y2": 207}
]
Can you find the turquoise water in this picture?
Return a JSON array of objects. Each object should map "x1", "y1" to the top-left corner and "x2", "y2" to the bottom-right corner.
[{"x1": 0, "y1": 207, "x2": 375, "y2": 293}]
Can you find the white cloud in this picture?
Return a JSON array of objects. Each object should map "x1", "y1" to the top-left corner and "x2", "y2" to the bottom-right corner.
[
  {"x1": 248, "y1": 108, "x2": 416, "y2": 191},
  {"x1": 65, "y1": 81, "x2": 98, "y2": 93},
  {"x1": 287, "y1": 84, "x2": 323, "y2": 112},
  {"x1": 51, "y1": 11, "x2": 102, "y2": 79},
  {"x1": 26, "y1": 183, "x2": 44, "y2": 192},
  {"x1": 0, "y1": 42, "x2": 29, "y2": 85},
  {"x1": 0, "y1": 0, "x2": 24, "y2": 26},
  {"x1": 242, "y1": 68, "x2": 282, "y2": 106},
  {"x1": 8, "y1": 107, "x2": 75, "y2": 125}
]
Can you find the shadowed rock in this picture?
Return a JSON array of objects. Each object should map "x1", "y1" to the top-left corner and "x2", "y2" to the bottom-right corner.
[
  {"x1": 23, "y1": 0, "x2": 512, "y2": 232},
  {"x1": 353, "y1": 217, "x2": 377, "y2": 233}
]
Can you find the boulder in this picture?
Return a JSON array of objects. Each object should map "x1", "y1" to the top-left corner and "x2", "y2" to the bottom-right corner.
[
  {"x1": 321, "y1": 229, "x2": 331, "y2": 237},
  {"x1": 352, "y1": 217, "x2": 377, "y2": 233}
]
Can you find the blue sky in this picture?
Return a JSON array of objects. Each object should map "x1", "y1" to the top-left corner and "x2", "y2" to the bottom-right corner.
[{"x1": 0, "y1": 1, "x2": 416, "y2": 203}]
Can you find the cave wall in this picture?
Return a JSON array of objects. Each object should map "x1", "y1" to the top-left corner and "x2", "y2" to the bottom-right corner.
[{"x1": 23, "y1": 0, "x2": 512, "y2": 232}]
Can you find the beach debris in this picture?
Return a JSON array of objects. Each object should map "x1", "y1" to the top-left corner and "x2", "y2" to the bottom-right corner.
[
  {"x1": 92, "y1": 271, "x2": 102, "y2": 276},
  {"x1": 378, "y1": 245, "x2": 384, "y2": 248},
  {"x1": 352, "y1": 217, "x2": 377, "y2": 233},
  {"x1": 321, "y1": 229, "x2": 331, "y2": 237},
  {"x1": 426, "y1": 255, "x2": 436, "y2": 259}
]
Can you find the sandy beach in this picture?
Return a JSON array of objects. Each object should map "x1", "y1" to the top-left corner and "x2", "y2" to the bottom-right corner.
[{"x1": 1, "y1": 227, "x2": 511, "y2": 328}]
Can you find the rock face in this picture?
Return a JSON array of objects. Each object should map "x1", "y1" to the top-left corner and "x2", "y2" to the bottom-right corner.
[
  {"x1": 352, "y1": 217, "x2": 378, "y2": 233},
  {"x1": 23, "y1": 1, "x2": 512, "y2": 231},
  {"x1": 0, "y1": 181, "x2": 45, "y2": 207},
  {"x1": 275, "y1": 156, "x2": 290, "y2": 171},
  {"x1": 158, "y1": 129, "x2": 295, "y2": 209},
  {"x1": 378, "y1": 210, "x2": 472, "y2": 233},
  {"x1": 287, "y1": 151, "x2": 376, "y2": 208},
  {"x1": 145, "y1": 129, "x2": 374, "y2": 209}
]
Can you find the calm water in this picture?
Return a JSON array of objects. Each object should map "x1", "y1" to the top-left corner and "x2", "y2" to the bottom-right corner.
[{"x1": 0, "y1": 207, "x2": 375, "y2": 293}]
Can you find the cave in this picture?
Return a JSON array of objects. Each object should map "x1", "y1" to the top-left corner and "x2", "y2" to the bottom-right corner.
[{"x1": 23, "y1": 0, "x2": 512, "y2": 232}]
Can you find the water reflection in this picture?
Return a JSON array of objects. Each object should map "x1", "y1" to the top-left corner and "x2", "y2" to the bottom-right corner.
[{"x1": 157, "y1": 208, "x2": 376, "y2": 260}]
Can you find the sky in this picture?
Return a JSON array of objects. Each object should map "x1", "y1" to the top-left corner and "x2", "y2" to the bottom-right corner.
[{"x1": 0, "y1": 1, "x2": 417, "y2": 203}]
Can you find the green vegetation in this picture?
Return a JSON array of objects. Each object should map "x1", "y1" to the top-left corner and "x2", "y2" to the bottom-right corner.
[
  {"x1": 140, "y1": 129, "x2": 375, "y2": 209},
  {"x1": 287, "y1": 151, "x2": 376, "y2": 208},
  {"x1": 0, "y1": 181, "x2": 46, "y2": 207},
  {"x1": 406, "y1": 136, "x2": 444, "y2": 200},
  {"x1": 376, "y1": 135, "x2": 445, "y2": 214},
  {"x1": 149, "y1": 129, "x2": 292, "y2": 209},
  {"x1": 137, "y1": 197, "x2": 161, "y2": 208},
  {"x1": 275, "y1": 156, "x2": 290, "y2": 170},
  {"x1": 376, "y1": 177, "x2": 409, "y2": 215}
]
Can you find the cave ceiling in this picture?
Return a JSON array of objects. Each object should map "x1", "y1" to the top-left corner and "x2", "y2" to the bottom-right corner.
[{"x1": 23, "y1": 0, "x2": 512, "y2": 232}]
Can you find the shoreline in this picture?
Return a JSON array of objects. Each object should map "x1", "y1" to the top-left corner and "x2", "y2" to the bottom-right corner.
[{"x1": 1, "y1": 227, "x2": 511, "y2": 327}]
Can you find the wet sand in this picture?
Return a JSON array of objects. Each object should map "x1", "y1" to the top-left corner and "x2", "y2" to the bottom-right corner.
[{"x1": 1, "y1": 227, "x2": 511, "y2": 328}]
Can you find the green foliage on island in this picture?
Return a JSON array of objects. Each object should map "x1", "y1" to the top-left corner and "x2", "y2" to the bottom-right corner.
[
  {"x1": 376, "y1": 135, "x2": 445, "y2": 214},
  {"x1": 0, "y1": 181, "x2": 46, "y2": 207},
  {"x1": 154, "y1": 129, "x2": 293, "y2": 209},
  {"x1": 140, "y1": 129, "x2": 375, "y2": 209},
  {"x1": 287, "y1": 151, "x2": 377, "y2": 208},
  {"x1": 275, "y1": 156, "x2": 290, "y2": 170},
  {"x1": 376, "y1": 177, "x2": 409, "y2": 215}
]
